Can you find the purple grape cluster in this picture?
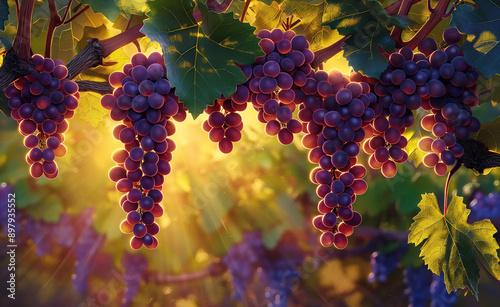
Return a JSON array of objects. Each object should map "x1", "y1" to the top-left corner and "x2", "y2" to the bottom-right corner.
[
  {"x1": 368, "y1": 243, "x2": 407, "y2": 283},
  {"x1": 202, "y1": 98, "x2": 245, "y2": 153},
  {"x1": 102, "y1": 52, "x2": 187, "y2": 250},
  {"x1": 430, "y1": 273, "x2": 457, "y2": 307},
  {"x1": 222, "y1": 232, "x2": 303, "y2": 304},
  {"x1": 404, "y1": 266, "x2": 432, "y2": 307},
  {"x1": 222, "y1": 232, "x2": 265, "y2": 300},
  {"x1": 259, "y1": 258, "x2": 300, "y2": 307},
  {"x1": 299, "y1": 69, "x2": 369, "y2": 249},
  {"x1": 415, "y1": 28, "x2": 480, "y2": 176},
  {"x1": 241, "y1": 28, "x2": 314, "y2": 145},
  {"x1": 468, "y1": 191, "x2": 500, "y2": 242},
  {"x1": 368, "y1": 46, "x2": 429, "y2": 177},
  {"x1": 5, "y1": 54, "x2": 76, "y2": 179},
  {"x1": 72, "y1": 209, "x2": 104, "y2": 293},
  {"x1": 121, "y1": 253, "x2": 147, "y2": 307}
]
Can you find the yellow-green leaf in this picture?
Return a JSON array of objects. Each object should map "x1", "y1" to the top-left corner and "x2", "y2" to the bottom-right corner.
[
  {"x1": 76, "y1": 92, "x2": 107, "y2": 127},
  {"x1": 409, "y1": 193, "x2": 500, "y2": 299}
]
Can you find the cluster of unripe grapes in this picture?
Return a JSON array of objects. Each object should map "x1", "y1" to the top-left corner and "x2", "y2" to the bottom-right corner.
[
  {"x1": 102, "y1": 52, "x2": 186, "y2": 249},
  {"x1": 6, "y1": 54, "x2": 75, "y2": 178}
]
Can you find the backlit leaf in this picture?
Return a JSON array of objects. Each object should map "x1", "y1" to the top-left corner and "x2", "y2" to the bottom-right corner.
[
  {"x1": 409, "y1": 193, "x2": 500, "y2": 298},
  {"x1": 76, "y1": 92, "x2": 107, "y2": 127}
]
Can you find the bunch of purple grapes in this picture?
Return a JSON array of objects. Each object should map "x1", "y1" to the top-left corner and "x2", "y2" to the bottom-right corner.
[
  {"x1": 415, "y1": 27, "x2": 479, "y2": 176},
  {"x1": 368, "y1": 243, "x2": 407, "y2": 283},
  {"x1": 72, "y1": 209, "x2": 104, "y2": 293},
  {"x1": 368, "y1": 45, "x2": 430, "y2": 177},
  {"x1": 430, "y1": 273, "x2": 457, "y2": 307},
  {"x1": 468, "y1": 191, "x2": 500, "y2": 242},
  {"x1": 222, "y1": 232, "x2": 265, "y2": 300},
  {"x1": 242, "y1": 28, "x2": 314, "y2": 145},
  {"x1": 259, "y1": 258, "x2": 300, "y2": 307},
  {"x1": 121, "y1": 253, "x2": 147, "y2": 307},
  {"x1": 5, "y1": 54, "x2": 76, "y2": 179},
  {"x1": 202, "y1": 98, "x2": 245, "y2": 153},
  {"x1": 300, "y1": 69, "x2": 369, "y2": 249},
  {"x1": 403, "y1": 266, "x2": 432, "y2": 307},
  {"x1": 102, "y1": 52, "x2": 187, "y2": 250},
  {"x1": 222, "y1": 232, "x2": 303, "y2": 304}
]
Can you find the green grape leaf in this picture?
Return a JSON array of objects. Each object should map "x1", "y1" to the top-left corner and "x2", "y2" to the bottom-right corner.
[
  {"x1": 472, "y1": 117, "x2": 500, "y2": 153},
  {"x1": 81, "y1": 0, "x2": 122, "y2": 22},
  {"x1": 476, "y1": 73, "x2": 500, "y2": 107},
  {"x1": 408, "y1": 193, "x2": 500, "y2": 298},
  {"x1": 322, "y1": 0, "x2": 400, "y2": 78},
  {"x1": 247, "y1": 0, "x2": 285, "y2": 33},
  {"x1": 280, "y1": 0, "x2": 339, "y2": 51},
  {"x1": 262, "y1": 224, "x2": 287, "y2": 250},
  {"x1": 142, "y1": 0, "x2": 263, "y2": 118},
  {"x1": 25, "y1": 194, "x2": 63, "y2": 222},
  {"x1": 259, "y1": 0, "x2": 280, "y2": 5},
  {"x1": 0, "y1": 0, "x2": 8, "y2": 31},
  {"x1": 116, "y1": 0, "x2": 148, "y2": 18},
  {"x1": 451, "y1": 0, "x2": 500, "y2": 78},
  {"x1": 76, "y1": 92, "x2": 108, "y2": 127}
]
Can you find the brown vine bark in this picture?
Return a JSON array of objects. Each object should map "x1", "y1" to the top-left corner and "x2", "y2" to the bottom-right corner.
[
  {"x1": 0, "y1": 50, "x2": 35, "y2": 90},
  {"x1": 76, "y1": 81, "x2": 114, "y2": 95},
  {"x1": 12, "y1": 0, "x2": 35, "y2": 60},
  {"x1": 398, "y1": 0, "x2": 452, "y2": 49},
  {"x1": 311, "y1": 36, "x2": 349, "y2": 69},
  {"x1": 65, "y1": 24, "x2": 144, "y2": 80}
]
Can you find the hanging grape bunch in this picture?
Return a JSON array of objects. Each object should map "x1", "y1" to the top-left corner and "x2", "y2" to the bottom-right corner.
[
  {"x1": 303, "y1": 68, "x2": 369, "y2": 249},
  {"x1": 238, "y1": 28, "x2": 313, "y2": 145},
  {"x1": 5, "y1": 54, "x2": 76, "y2": 179},
  {"x1": 415, "y1": 27, "x2": 480, "y2": 175},
  {"x1": 102, "y1": 52, "x2": 187, "y2": 250}
]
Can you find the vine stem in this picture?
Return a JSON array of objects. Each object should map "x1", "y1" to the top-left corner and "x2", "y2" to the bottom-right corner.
[
  {"x1": 45, "y1": 0, "x2": 63, "y2": 59},
  {"x1": 64, "y1": 24, "x2": 144, "y2": 79},
  {"x1": 240, "y1": 0, "x2": 251, "y2": 22},
  {"x1": 398, "y1": 0, "x2": 452, "y2": 49},
  {"x1": 311, "y1": 36, "x2": 349, "y2": 69},
  {"x1": 384, "y1": 0, "x2": 422, "y2": 15},
  {"x1": 12, "y1": 0, "x2": 35, "y2": 60},
  {"x1": 443, "y1": 161, "x2": 462, "y2": 216},
  {"x1": 390, "y1": 0, "x2": 414, "y2": 47}
]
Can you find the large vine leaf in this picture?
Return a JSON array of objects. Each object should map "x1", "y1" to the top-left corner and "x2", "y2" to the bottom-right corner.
[
  {"x1": 142, "y1": 0, "x2": 263, "y2": 118},
  {"x1": 81, "y1": 0, "x2": 122, "y2": 22},
  {"x1": 322, "y1": 0, "x2": 403, "y2": 78},
  {"x1": 472, "y1": 117, "x2": 500, "y2": 153},
  {"x1": 0, "y1": 0, "x2": 8, "y2": 31},
  {"x1": 451, "y1": 0, "x2": 500, "y2": 78},
  {"x1": 409, "y1": 193, "x2": 500, "y2": 298}
]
